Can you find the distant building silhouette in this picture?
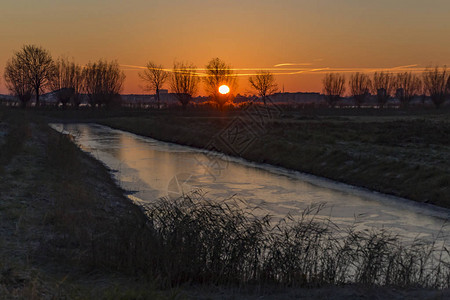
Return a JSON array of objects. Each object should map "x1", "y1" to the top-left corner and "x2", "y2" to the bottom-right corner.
[{"x1": 270, "y1": 92, "x2": 324, "y2": 104}]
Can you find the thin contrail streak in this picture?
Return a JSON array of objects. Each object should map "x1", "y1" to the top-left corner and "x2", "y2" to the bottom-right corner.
[
  {"x1": 121, "y1": 64, "x2": 318, "y2": 72},
  {"x1": 273, "y1": 63, "x2": 313, "y2": 67},
  {"x1": 120, "y1": 64, "x2": 428, "y2": 76}
]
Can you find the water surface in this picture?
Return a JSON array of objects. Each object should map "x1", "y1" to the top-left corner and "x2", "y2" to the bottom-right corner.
[{"x1": 50, "y1": 123, "x2": 449, "y2": 241}]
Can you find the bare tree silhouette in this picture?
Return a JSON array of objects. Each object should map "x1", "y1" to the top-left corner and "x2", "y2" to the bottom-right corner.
[
  {"x1": 322, "y1": 73, "x2": 346, "y2": 108},
  {"x1": 394, "y1": 72, "x2": 421, "y2": 108},
  {"x1": 204, "y1": 58, "x2": 237, "y2": 110},
  {"x1": 82, "y1": 60, "x2": 125, "y2": 107},
  {"x1": 14, "y1": 45, "x2": 55, "y2": 107},
  {"x1": 139, "y1": 62, "x2": 168, "y2": 109},
  {"x1": 4, "y1": 58, "x2": 33, "y2": 108},
  {"x1": 248, "y1": 71, "x2": 278, "y2": 105},
  {"x1": 372, "y1": 71, "x2": 394, "y2": 108},
  {"x1": 349, "y1": 73, "x2": 371, "y2": 108},
  {"x1": 51, "y1": 57, "x2": 82, "y2": 108},
  {"x1": 422, "y1": 66, "x2": 449, "y2": 109},
  {"x1": 170, "y1": 62, "x2": 199, "y2": 109}
]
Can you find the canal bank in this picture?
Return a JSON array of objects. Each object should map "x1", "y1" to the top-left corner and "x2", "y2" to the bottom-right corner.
[{"x1": 95, "y1": 111, "x2": 450, "y2": 208}]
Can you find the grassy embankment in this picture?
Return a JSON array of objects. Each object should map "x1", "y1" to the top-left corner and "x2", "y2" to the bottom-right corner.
[
  {"x1": 88, "y1": 108, "x2": 450, "y2": 208},
  {"x1": 1, "y1": 107, "x2": 449, "y2": 298},
  {"x1": 0, "y1": 110, "x2": 175, "y2": 299}
]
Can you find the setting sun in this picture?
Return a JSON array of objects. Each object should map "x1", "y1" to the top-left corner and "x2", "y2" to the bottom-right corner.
[{"x1": 218, "y1": 85, "x2": 230, "y2": 95}]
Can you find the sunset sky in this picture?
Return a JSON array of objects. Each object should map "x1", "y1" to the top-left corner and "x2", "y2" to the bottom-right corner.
[{"x1": 1, "y1": 0, "x2": 450, "y2": 95}]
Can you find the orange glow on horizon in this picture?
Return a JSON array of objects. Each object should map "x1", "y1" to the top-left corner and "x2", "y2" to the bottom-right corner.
[{"x1": 1, "y1": 1, "x2": 450, "y2": 95}]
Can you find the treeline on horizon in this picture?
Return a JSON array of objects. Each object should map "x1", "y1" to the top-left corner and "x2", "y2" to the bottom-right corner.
[{"x1": 2, "y1": 44, "x2": 450, "y2": 110}]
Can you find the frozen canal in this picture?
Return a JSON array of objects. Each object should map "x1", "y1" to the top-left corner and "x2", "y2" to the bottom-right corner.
[{"x1": 50, "y1": 123, "x2": 449, "y2": 241}]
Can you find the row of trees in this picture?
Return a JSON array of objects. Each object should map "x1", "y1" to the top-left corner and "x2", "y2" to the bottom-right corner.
[
  {"x1": 322, "y1": 68, "x2": 450, "y2": 108},
  {"x1": 6, "y1": 44, "x2": 447, "y2": 110},
  {"x1": 139, "y1": 58, "x2": 278, "y2": 109},
  {"x1": 4, "y1": 45, "x2": 125, "y2": 108},
  {"x1": 3, "y1": 44, "x2": 278, "y2": 109}
]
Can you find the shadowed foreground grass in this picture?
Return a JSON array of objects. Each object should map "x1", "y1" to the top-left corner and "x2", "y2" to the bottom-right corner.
[{"x1": 0, "y1": 111, "x2": 173, "y2": 299}]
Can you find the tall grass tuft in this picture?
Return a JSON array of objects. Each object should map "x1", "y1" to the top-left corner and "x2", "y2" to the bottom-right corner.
[
  {"x1": 141, "y1": 192, "x2": 271, "y2": 286},
  {"x1": 140, "y1": 192, "x2": 450, "y2": 289}
]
